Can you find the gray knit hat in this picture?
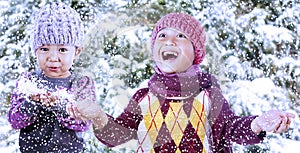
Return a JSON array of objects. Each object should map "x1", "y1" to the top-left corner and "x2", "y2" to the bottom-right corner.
[{"x1": 31, "y1": 2, "x2": 83, "y2": 52}]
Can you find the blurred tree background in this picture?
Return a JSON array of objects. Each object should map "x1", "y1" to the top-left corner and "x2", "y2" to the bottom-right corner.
[{"x1": 0, "y1": 0, "x2": 299, "y2": 152}]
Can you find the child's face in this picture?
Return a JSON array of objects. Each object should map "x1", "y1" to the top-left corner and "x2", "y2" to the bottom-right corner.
[
  {"x1": 152, "y1": 28, "x2": 195, "y2": 73},
  {"x1": 36, "y1": 45, "x2": 81, "y2": 78}
]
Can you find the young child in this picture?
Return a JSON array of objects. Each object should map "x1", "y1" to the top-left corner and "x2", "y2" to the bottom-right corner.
[
  {"x1": 68, "y1": 13, "x2": 295, "y2": 152},
  {"x1": 8, "y1": 2, "x2": 96, "y2": 153}
]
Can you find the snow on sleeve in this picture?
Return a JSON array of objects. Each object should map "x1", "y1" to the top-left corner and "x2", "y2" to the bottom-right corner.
[
  {"x1": 15, "y1": 72, "x2": 47, "y2": 95},
  {"x1": 8, "y1": 73, "x2": 44, "y2": 129}
]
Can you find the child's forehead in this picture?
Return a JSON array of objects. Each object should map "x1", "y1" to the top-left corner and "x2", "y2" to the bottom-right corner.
[
  {"x1": 158, "y1": 28, "x2": 187, "y2": 34},
  {"x1": 40, "y1": 44, "x2": 75, "y2": 48}
]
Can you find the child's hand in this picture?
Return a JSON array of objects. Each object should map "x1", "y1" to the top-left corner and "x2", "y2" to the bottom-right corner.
[
  {"x1": 30, "y1": 93, "x2": 58, "y2": 107},
  {"x1": 66, "y1": 103, "x2": 86, "y2": 121},
  {"x1": 251, "y1": 110, "x2": 295, "y2": 134},
  {"x1": 66, "y1": 100, "x2": 102, "y2": 120},
  {"x1": 66, "y1": 101, "x2": 108, "y2": 130}
]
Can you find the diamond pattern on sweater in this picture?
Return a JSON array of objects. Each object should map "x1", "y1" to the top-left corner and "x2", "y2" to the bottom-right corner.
[
  {"x1": 154, "y1": 123, "x2": 177, "y2": 153},
  {"x1": 179, "y1": 123, "x2": 204, "y2": 152},
  {"x1": 143, "y1": 100, "x2": 163, "y2": 145},
  {"x1": 165, "y1": 102, "x2": 188, "y2": 146},
  {"x1": 142, "y1": 99, "x2": 207, "y2": 153},
  {"x1": 190, "y1": 99, "x2": 206, "y2": 145}
]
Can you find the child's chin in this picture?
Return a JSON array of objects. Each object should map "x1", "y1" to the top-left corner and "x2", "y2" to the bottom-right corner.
[{"x1": 159, "y1": 67, "x2": 176, "y2": 74}]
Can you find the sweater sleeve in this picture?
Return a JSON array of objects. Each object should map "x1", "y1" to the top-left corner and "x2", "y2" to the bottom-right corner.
[
  {"x1": 93, "y1": 88, "x2": 148, "y2": 147},
  {"x1": 54, "y1": 75, "x2": 95, "y2": 132},
  {"x1": 56, "y1": 112, "x2": 91, "y2": 132},
  {"x1": 207, "y1": 75, "x2": 264, "y2": 151},
  {"x1": 8, "y1": 73, "x2": 43, "y2": 129}
]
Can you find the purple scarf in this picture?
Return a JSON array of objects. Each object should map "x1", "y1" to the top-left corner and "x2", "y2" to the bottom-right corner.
[{"x1": 148, "y1": 65, "x2": 212, "y2": 100}]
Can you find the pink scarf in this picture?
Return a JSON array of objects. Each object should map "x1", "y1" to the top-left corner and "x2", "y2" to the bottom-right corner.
[{"x1": 148, "y1": 65, "x2": 212, "y2": 100}]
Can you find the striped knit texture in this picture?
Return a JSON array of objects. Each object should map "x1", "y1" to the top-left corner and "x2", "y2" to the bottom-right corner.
[{"x1": 31, "y1": 2, "x2": 83, "y2": 52}]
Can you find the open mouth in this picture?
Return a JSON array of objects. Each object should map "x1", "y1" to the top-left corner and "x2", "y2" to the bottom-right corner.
[
  {"x1": 162, "y1": 51, "x2": 178, "y2": 61},
  {"x1": 48, "y1": 67, "x2": 59, "y2": 71}
]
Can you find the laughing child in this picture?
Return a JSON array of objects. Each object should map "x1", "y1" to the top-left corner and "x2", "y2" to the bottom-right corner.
[{"x1": 69, "y1": 12, "x2": 295, "y2": 153}]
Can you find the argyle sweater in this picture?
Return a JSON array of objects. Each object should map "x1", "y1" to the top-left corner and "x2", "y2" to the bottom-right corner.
[
  {"x1": 94, "y1": 65, "x2": 264, "y2": 153},
  {"x1": 8, "y1": 71, "x2": 95, "y2": 152}
]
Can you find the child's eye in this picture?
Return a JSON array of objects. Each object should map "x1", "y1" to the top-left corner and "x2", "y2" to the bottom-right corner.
[
  {"x1": 177, "y1": 33, "x2": 187, "y2": 38},
  {"x1": 40, "y1": 48, "x2": 49, "y2": 52},
  {"x1": 158, "y1": 33, "x2": 166, "y2": 38},
  {"x1": 59, "y1": 48, "x2": 68, "y2": 53}
]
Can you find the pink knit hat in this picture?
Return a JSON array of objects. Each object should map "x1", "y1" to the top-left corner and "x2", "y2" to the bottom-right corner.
[
  {"x1": 31, "y1": 2, "x2": 83, "y2": 52},
  {"x1": 151, "y1": 12, "x2": 206, "y2": 64}
]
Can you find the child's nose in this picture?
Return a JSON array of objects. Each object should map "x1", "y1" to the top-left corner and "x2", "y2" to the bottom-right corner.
[
  {"x1": 48, "y1": 50, "x2": 59, "y2": 61},
  {"x1": 165, "y1": 37, "x2": 175, "y2": 46}
]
